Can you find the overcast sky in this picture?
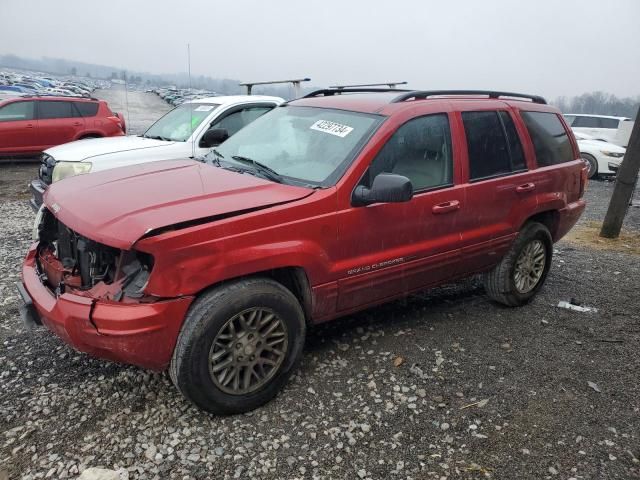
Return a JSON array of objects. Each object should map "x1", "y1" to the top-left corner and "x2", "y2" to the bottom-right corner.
[{"x1": 2, "y1": 0, "x2": 639, "y2": 99}]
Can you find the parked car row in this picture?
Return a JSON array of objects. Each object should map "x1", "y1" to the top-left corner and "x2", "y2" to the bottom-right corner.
[
  {"x1": 0, "y1": 69, "x2": 108, "y2": 99},
  {"x1": 18, "y1": 88, "x2": 588, "y2": 415},
  {"x1": 152, "y1": 87, "x2": 219, "y2": 106}
]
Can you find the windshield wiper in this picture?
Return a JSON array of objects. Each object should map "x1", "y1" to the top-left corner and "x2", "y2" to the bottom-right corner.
[
  {"x1": 231, "y1": 155, "x2": 283, "y2": 183},
  {"x1": 204, "y1": 148, "x2": 224, "y2": 166}
]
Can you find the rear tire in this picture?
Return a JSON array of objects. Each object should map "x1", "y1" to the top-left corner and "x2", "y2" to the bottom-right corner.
[
  {"x1": 170, "y1": 278, "x2": 306, "y2": 414},
  {"x1": 483, "y1": 222, "x2": 553, "y2": 307},
  {"x1": 582, "y1": 153, "x2": 598, "y2": 180}
]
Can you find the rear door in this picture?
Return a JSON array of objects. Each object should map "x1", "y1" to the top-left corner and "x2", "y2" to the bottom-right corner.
[
  {"x1": 457, "y1": 108, "x2": 537, "y2": 272},
  {"x1": 0, "y1": 100, "x2": 38, "y2": 153},
  {"x1": 37, "y1": 100, "x2": 86, "y2": 148},
  {"x1": 336, "y1": 112, "x2": 465, "y2": 312}
]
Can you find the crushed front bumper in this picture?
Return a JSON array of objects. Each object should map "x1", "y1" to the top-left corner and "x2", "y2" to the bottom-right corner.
[{"x1": 19, "y1": 244, "x2": 194, "y2": 371}]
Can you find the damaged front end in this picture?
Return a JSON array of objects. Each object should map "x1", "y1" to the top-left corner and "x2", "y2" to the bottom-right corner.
[
  {"x1": 35, "y1": 207, "x2": 152, "y2": 301},
  {"x1": 19, "y1": 207, "x2": 194, "y2": 370}
]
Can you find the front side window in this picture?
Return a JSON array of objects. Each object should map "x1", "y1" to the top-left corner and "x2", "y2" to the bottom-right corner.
[
  {"x1": 563, "y1": 115, "x2": 576, "y2": 125},
  {"x1": 39, "y1": 101, "x2": 74, "y2": 119},
  {"x1": 364, "y1": 114, "x2": 453, "y2": 191},
  {"x1": 209, "y1": 106, "x2": 273, "y2": 137},
  {"x1": 521, "y1": 111, "x2": 574, "y2": 167},
  {"x1": 214, "y1": 106, "x2": 382, "y2": 185},
  {"x1": 0, "y1": 101, "x2": 35, "y2": 122},
  {"x1": 462, "y1": 111, "x2": 518, "y2": 180},
  {"x1": 144, "y1": 103, "x2": 220, "y2": 142}
]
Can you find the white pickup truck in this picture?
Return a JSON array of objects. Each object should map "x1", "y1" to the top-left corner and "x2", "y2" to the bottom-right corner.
[{"x1": 30, "y1": 95, "x2": 283, "y2": 210}]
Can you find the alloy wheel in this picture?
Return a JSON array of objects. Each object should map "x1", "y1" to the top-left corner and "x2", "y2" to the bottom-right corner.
[
  {"x1": 208, "y1": 308, "x2": 288, "y2": 395},
  {"x1": 513, "y1": 239, "x2": 546, "y2": 293}
]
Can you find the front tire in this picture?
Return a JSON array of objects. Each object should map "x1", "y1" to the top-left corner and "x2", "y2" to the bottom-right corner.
[
  {"x1": 483, "y1": 222, "x2": 553, "y2": 307},
  {"x1": 582, "y1": 153, "x2": 599, "y2": 180},
  {"x1": 170, "y1": 278, "x2": 306, "y2": 414}
]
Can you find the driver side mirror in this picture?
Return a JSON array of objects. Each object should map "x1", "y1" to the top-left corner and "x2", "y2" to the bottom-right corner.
[
  {"x1": 352, "y1": 173, "x2": 413, "y2": 206},
  {"x1": 199, "y1": 128, "x2": 229, "y2": 148}
]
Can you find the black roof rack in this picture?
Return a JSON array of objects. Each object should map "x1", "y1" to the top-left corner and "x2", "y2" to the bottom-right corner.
[
  {"x1": 329, "y1": 81, "x2": 408, "y2": 90},
  {"x1": 391, "y1": 90, "x2": 547, "y2": 104},
  {"x1": 304, "y1": 87, "x2": 412, "y2": 98}
]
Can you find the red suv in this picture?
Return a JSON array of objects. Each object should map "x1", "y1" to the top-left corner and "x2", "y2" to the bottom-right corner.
[
  {"x1": 0, "y1": 96, "x2": 125, "y2": 158},
  {"x1": 19, "y1": 88, "x2": 587, "y2": 414}
]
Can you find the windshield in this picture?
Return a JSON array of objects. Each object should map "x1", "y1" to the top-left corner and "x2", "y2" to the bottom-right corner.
[
  {"x1": 213, "y1": 106, "x2": 382, "y2": 185},
  {"x1": 143, "y1": 103, "x2": 219, "y2": 142}
]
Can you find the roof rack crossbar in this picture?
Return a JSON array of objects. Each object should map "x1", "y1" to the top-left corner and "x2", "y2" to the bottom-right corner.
[
  {"x1": 392, "y1": 90, "x2": 547, "y2": 104},
  {"x1": 239, "y1": 78, "x2": 311, "y2": 96},
  {"x1": 304, "y1": 87, "x2": 412, "y2": 98},
  {"x1": 329, "y1": 81, "x2": 408, "y2": 90}
]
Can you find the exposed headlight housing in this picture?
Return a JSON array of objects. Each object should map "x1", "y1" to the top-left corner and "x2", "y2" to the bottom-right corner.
[
  {"x1": 52, "y1": 161, "x2": 92, "y2": 183},
  {"x1": 600, "y1": 150, "x2": 624, "y2": 158}
]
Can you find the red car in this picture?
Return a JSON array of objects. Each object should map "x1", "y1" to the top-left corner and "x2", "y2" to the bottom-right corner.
[
  {"x1": 0, "y1": 96, "x2": 125, "y2": 158},
  {"x1": 19, "y1": 88, "x2": 587, "y2": 414}
]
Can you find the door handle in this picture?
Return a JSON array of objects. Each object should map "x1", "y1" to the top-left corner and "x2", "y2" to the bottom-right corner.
[
  {"x1": 516, "y1": 183, "x2": 536, "y2": 193},
  {"x1": 73, "y1": 122, "x2": 82, "y2": 126},
  {"x1": 432, "y1": 200, "x2": 460, "y2": 214},
  {"x1": 25, "y1": 123, "x2": 34, "y2": 128}
]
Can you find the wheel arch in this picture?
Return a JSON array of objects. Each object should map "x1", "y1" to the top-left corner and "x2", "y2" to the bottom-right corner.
[
  {"x1": 77, "y1": 132, "x2": 104, "y2": 140},
  {"x1": 523, "y1": 210, "x2": 560, "y2": 241},
  {"x1": 195, "y1": 267, "x2": 313, "y2": 324}
]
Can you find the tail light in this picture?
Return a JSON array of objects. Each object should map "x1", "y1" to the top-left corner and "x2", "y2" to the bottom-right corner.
[
  {"x1": 579, "y1": 162, "x2": 589, "y2": 198},
  {"x1": 107, "y1": 114, "x2": 126, "y2": 133}
]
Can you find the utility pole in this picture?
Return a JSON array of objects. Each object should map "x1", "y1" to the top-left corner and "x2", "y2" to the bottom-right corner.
[{"x1": 600, "y1": 105, "x2": 640, "y2": 238}]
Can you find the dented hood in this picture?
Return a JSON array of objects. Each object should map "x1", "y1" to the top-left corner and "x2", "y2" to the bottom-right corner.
[{"x1": 44, "y1": 159, "x2": 313, "y2": 249}]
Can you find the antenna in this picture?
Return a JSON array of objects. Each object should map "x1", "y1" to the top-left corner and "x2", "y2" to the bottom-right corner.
[
  {"x1": 187, "y1": 43, "x2": 195, "y2": 158},
  {"x1": 123, "y1": 71, "x2": 131, "y2": 135}
]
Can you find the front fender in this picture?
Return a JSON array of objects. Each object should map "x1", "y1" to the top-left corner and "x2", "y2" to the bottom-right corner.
[{"x1": 141, "y1": 239, "x2": 330, "y2": 298}]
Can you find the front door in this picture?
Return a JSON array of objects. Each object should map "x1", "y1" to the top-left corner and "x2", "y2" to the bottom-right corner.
[
  {"x1": 336, "y1": 113, "x2": 464, "y2": 312},
  {"x1": 0, "y1": 100, "x2": 38, "y2": 153}
]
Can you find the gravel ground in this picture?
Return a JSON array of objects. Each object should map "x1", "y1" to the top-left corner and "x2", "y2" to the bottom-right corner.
[{"x1": 1, "y1": 90, "x2": 639, "y2": 479}]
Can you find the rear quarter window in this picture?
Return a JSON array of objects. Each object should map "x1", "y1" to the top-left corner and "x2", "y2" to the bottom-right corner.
[
  {"x1": 74, "y1": 101, "x2": 99, "y2": 117},
  {"x1": 521, "y1": 111, "x2": 574, "y2": 167},
  {"x1": 598, "y1": 117, "x2": 620, "y2": 129}
]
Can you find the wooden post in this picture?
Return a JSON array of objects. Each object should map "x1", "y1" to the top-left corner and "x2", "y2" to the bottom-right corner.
[{"x1": 600, "y1": 106, "x2": 640, "y2": 238}]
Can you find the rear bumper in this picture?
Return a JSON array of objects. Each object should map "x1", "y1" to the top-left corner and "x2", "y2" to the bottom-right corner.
[
  {"x1": 555, "y1": 199, "x2": 586, "y2": 241},
  {"x1": 29, "y1": 179, "x2": 46, "y2": 212},
  {"x1": 20, "y1": 244, "x2": 193, "y2": 371}
]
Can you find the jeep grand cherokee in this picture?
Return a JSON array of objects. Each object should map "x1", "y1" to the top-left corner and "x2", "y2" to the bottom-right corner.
[{"x1": 19, "y1": 88, "x2": 587, "y2": 414}]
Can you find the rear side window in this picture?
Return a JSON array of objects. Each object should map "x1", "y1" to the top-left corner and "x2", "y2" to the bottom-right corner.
[
  {"x1": 462, "y1": 111, "x2": 525, "y2": 180},
  {"x1": 0, "y1": 101, "x2": 35, "y2": 122},
  {"x1": 572, "y1": 116, "x2": 599, "y2": 128},
  {"x1": 598, "y1": 117, "x2": 619, "y2": 129},
  {"x1": 499, "y1": 111, "x2": 526, "y2": 171},
  {"x1": 39, "y1": 101, "x2": 75, "y2": 119},
  {"x1": 74, "y1": 101, "x2": 99, "y2": 117},
  {"x1": 563, "y1": 115, "x2": 576, "y2": 125},
  {"x1": 521, "y1": 111, "x2": 574, "y2": 167}
]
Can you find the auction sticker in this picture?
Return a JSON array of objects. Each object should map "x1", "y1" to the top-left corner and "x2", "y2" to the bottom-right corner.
[
  {"x1": 310, "y1": 120, "x2": 353, "y2": 138},
  {"x1": 194, "y1": 105, "x2": 214, "y2": 112}
]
